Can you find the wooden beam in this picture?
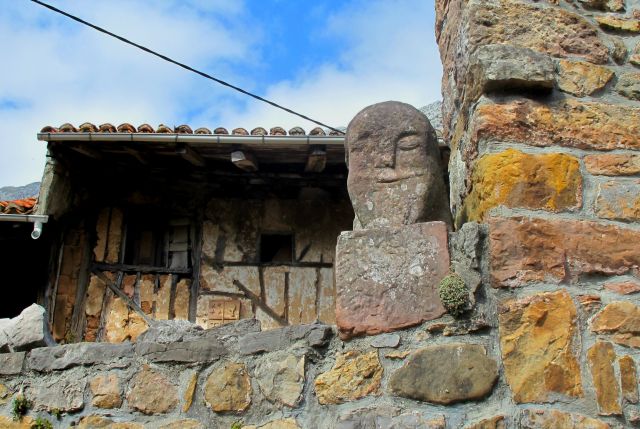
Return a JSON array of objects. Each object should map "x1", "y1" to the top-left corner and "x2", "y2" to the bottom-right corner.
[
  {"x1": 92, "y1": 262, "x2": 192, "y2": 274},
  {"x1": 233, "y1": 279, "x2": 288, "y2": 327},
  {"x1": 68, "y1": 143, "x2": 103, "y2": 160},
  {"x1": 177, "y1": 144, "x2": 206, "y2": 167},
  {"x1": 231, "y1": 150, "x2": 258, "y2": 172},
  {"x1": 92, "y1": 269, "x2": 154, "y2": 325},
  {"x1": 305, "y1": 145, "x2": 327, "y2": 172}
]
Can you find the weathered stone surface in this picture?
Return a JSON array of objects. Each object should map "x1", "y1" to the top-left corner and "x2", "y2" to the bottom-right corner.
[
  {"x1": 0, "y1": 416, "x2": 35, "y2": 429},
  {"x1": 90, "y1": 373, "x2": 122, "y2": 408},
  {"x1": 157, "y1": 419, "x2": 204, "y2": 429},
  {"x1": 520, "y1": 409, "x2": 610, "y2": 428},
  {"x1": 557, "y1": 60, "x2": 614, "y2": 96},
  {"x1": 28, "y1": 375, "x2": 85, "y2": 412},
  {"x1": 619, "y1": 355, "x2": 639, "y2": 403},
  {"x1": 254, "y1": 351, "x2": 304, "y2": 407},
  {"x1": 616, "y1": 72, "x2": 640, "y2": 100},
  {"x1": 594, "y1": 180, "x2": 640, "y2": 221},
  {"x1": 0, "y1": 383, "x2": 9, "y2": 405},
  {"x1": 596, "y1": 15, "x2": 640, "y2": 32},
  {"x1": 468, "y1": 44, "x2": 554, "y2": 98},
  {"x1": 137, "y1": 319, "x2": 204, "y2": 343},
  {"x1": 461, "y1": 149, "x2": 581, "y2": 223},
  {"x1": 605, "y1": 279, "x2": 640, "y2": 295},
  {"x1": 591, "y1": 301, "x2": 640, "y2": 348},
  {"x1": 577, "y1": 0, "x2": 625, "y2": 11},
  {"x1": 127, "y1": 366, "x2": 178, "y2": 414},
  {"x1": 467, "y1": 0, "x2": 610, "y2": 64},
  {"x1": 135, "y1": 338, "x2": 227, "y2": 363},
  {"x1": 472, "y1": 99, "x2": 640, "y2": 151},
  {"x1": 28, "y1": 342, "x2": 133, "y2": 372},
  {"x1": 243, "y1": 418, "x2": 300, "y2": 429},
  {"x1": 345, "y1": 101, "x2": 451, "y2": 229},
  {"x1": 336, "y1": 406, "x2": 445, "y2": 429},
  {"x1": 0, "y1": 318, "x2": 10, "y2": 352},
  {"x1": 577, "y1": 294, "x2": 602, "y2": 316},
  {"x1": 464, "y1": 416, "x2": 506, "y2": 429},
  {"x1": 389, "y1": 343, "x2": 498, "y2": 404},
  {"x1": 314, "y1": 350, "x2": 383, "y2": 405},
  {"x1": 588, "y1": 341, "x2": 622, "y2": 415},
  {"x1": 182, "y1": 371, "x2": 198, "y2": 412},
  {"x1": 425, "y1": 317, "x2": 491, "y2": 337},
  {"x1": 370, "y1": 333, "x2": 400, "y2": 348},
  {"x1": 5, "y1": 304, "x2": 54, "y2": 351},
  {"x1": 77, "y1": 415, "x2": 143, "y2": 429},
  {"x1": 584, "y1": 154, "x2": 640, "y2": 176},
  {"x1": 0, "y1": 351, "x2": 25, "y2": 375},
  {"x1": 239, "y1": 323, "x2": 331, "y2": 355},
  {"x1": 84, "y1": 274, "x2": 106, "y2": 341},
  {"x1": 489, "y1": 217, "x2": 640, "y2": 287},
  {"x1": 204, "y1": 361, "x2": 251, "y2": 412},
  {"x1": 104, "y1": 296, "x2": 148, "y2": 343},
  {"x1": 632, "y1": 42, "x2": 640, "y2": 66},
  {"x1": 335, "y1": 222, "x2": 448, "y2": 338},
  {"x1": 498, "y1": 290, "x2": 583, "y2": 403}
]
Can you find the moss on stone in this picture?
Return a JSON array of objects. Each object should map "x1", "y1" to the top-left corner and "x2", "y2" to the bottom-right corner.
[{"x1": 438, "y1": 273, "x2": 469, "y2": 317}]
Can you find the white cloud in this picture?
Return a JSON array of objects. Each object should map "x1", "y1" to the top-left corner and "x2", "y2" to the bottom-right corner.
[
  {"x1": 216, "y1": 0, "x2": 442, "y2": 132},
  {"x1": 0, "y1": 0, "x2": 442, "y2": 187},
  {"x1": 0, "y1": 0, "x2": 254, "y2": 186}
]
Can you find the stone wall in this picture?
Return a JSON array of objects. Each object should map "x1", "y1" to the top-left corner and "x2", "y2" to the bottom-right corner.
[{"x1": 437, "y1": 0, "x2": 640, "y2": 425}]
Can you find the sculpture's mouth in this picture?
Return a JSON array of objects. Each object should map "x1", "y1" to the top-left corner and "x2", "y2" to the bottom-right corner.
[{"x1": 375, "y1": 170, "x2": 425, "y2": 183}]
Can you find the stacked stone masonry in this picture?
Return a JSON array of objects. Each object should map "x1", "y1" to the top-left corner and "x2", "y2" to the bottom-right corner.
[{"x1": 2, "y1": 0, "x2": 640, "y2": 426}]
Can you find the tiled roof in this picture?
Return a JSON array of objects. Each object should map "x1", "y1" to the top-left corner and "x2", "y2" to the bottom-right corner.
[
  {"x1": 40, "y1": 123, "x2": 345, "y2": 136},
  {"x1": 0, "y1": 197, "x2": 37, "y2": 215}
]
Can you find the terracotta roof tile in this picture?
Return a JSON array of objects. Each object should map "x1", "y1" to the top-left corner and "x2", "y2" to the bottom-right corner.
[
  {"x1": 0, "y1": 197, "x2": 37, "y2": 215},
  {"x1": 40, "y1": 123, "x2": 343, "y2": 137}
]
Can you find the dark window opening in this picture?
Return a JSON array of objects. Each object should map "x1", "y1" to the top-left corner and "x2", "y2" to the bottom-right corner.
[
  {"x1": 123, "y1": 212, "x2": 191, "y2": 269},
  {"x1": 260, "y1": 233, "x2": 293, "y2": 263}
]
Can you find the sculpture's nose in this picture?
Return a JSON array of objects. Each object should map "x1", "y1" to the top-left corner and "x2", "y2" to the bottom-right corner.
[{"x1": 374, "y1": 142, "x2": 395, "y2": 168}]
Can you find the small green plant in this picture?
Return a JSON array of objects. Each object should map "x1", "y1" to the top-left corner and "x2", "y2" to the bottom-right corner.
[
  {"x1": 12, "y1": 394, "x2": 32, "y2": 421},
  {"x1": 230, "y1": 421, "x2": 243, "y2": 429},
  {"x1": 50, "y1": 408, "x2": 62, "y2": 420},
  {"x1": 438, "y1": 272, "x2": 469, "y2": 317},
  {"x1": 31, "y1": 417, "x2": 53, "y2": 429}
]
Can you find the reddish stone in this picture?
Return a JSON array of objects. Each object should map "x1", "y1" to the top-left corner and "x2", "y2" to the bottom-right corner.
[
  {"x1": 604, "y1": 280, "x2": 640, "y2": 295},
  {"x1": 335, "y1": 222, "x2": 448, "y2": 339},
  {"x1": 489, "y1": 217, "x2": 640, "y2": 287},
  {"x1": 588, "y1": 341, "x2": 622, "y2": 415}
]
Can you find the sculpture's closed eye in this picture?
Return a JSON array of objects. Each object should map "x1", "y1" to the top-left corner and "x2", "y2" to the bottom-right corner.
[{"x1": 397, "y1": 135, "x2": 421, "y2": 151}]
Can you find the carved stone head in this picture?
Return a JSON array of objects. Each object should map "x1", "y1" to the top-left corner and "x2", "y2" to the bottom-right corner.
[{"x1": 346, "y1": 101, "x2": 451, "y2": 229}]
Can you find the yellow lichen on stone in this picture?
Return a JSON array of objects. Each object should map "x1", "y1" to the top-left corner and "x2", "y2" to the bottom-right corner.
[
  {"x1": 314, "y1": 350, "x2": 383, "y2": 405},
  {"x1": 596, "y1": 15, "x2": 640, "y2": 32},
  {"x1": 460, "y1": 149, "x2": 581, "y2": 224}
]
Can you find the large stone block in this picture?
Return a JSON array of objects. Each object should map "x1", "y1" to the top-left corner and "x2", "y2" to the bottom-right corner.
[
  {"x1": 135, "y1": 338, "x2": 227, "y2": 363},
  {"x1": 584, "y1": 154, "x2": 640, "y2": 176},
  {"x1": 594, "y1": 180, "x2": 640, "y2": 221},
  {"x1": 127, "y1": 366, "x2": 177, "y2": 414},
  {"x1": 0, "y1": 352, "x2": 25, "y2": 375},
  {"x1": 587, "y1": 341, "x2": 622, "y2": 415},
  {"x1": 591, "y1": 301, "x2": 640, "y2": 348},
  {"x1": 239, "y1": 323, "x2": 331, "y2": 355},
  {"x1": 461, "y1": 149, "x2": 581, "y2": 224},
  {"x1": 90, "y1": 373, "x2": 122, "y2": 408},
  {"x1": 468, "y1": 44, "x2": 555, "y2": 98},
  {"x1": 489, "y1": 217, "x2": 640, "y2": 287},
  {"x1": 336, "y1": 406, "x2": 445, "y2": 429},
  {"x1": 619, "y1": 355, "x2": 639, "y2": 404},
  {"x1": 5, "y1": 304, "x2": 55, "y2": 351},
  {"x1": 314, "y1": 350, "x2": 383, "y2": 405},
  {"x1": 254, "y1": 351, "x2": 305, "y2": 407},
  {"x1": 471, "y1": 99, "x2": 640, "y2": 152},
  {"x1": 519, "y1": 409, "x2": 610, "y2": 428},
  {"x1": 389, "y1": 343, "x2": 498, "y2": 404},
  {"x1": 27, "y1": 375, "x2": 85, "y2": 412},
  {"x1": 335, "y1": 222, "x2": 448, "y2": 338},
  {"x1": 204, "y1": 361, "x2": 251, "y2": 412},
  {"x1": 615, "y1": 72, "x2": 640, "y2": 101},
  {"x1": 28, "y1": 342, "x2": 133, "y2": 372},
  {"x1": 498, "y1": 290, "x2": 583, "y2": 403},
  {"x1": 556, "y1": 60, "x2": 614, "y2": 97}
]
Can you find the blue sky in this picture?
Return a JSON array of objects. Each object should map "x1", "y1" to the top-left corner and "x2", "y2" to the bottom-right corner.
[{"x1": 0, "y1": 0, "x2": 442, "y2": 187}]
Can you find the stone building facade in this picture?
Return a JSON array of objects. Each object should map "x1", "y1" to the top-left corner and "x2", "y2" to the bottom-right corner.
[{"x1": 0, "y1": 0, "x2": 639, "y2": 427}]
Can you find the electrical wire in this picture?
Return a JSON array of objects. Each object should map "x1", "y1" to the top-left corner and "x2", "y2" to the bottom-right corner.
[{"x1": 29, "y1": 0, "x2": 345, "y2": 135}]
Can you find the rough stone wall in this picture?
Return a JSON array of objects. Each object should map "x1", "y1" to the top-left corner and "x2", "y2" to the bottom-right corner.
[{"x1": 437, "y1": 0, "x2": 640, "y2": 425}]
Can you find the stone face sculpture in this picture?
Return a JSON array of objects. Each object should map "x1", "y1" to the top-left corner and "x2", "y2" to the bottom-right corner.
[{"x1": 345, "y1": 101, "x2": 452, "y2": 229}]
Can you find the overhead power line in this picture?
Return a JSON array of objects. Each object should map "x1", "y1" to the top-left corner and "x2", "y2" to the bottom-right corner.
[{"x1": 30, "y1": 0, "x2": 345, "y2": 135}]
